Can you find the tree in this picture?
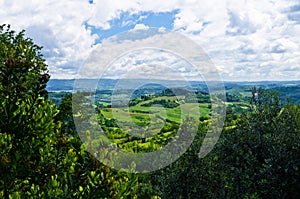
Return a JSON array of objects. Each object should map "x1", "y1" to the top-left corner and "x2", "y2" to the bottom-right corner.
[
  {"x1": 217, "y1": 88, "x2": 300, "y2": 198},
  {"x1": 0, "y1": 24, "x2": 58, "y2": 198},
  {"x1": 0, "y1": 24, "x2": 139, "y2": 198},
  {"x1": 0, "y1": 24, "x2": 50, "y2": 133},
  {"x1": 141, "y1": 88, "x2": 300, "y2": 198}
]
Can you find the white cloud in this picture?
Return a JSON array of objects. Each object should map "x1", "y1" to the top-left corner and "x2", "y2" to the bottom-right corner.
[
  {"x1": 77, "y1": 29, "x2": 215, "y2": 82},
  {"x1": 165, "y1": 0, "x2": 300, "y2": 81},
  {"x1": 1, "y1": 0, "x2": 300, "y2": 80},
  {"x1": 133, "y1": 23, "x2": 149, "y2": 30},
  {"x1": 0, "y1": 0, "x2": 96, "y2": 78}
]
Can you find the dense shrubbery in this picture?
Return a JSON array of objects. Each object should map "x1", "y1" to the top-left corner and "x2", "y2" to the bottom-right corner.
[
  {"x1": 140, "y1": 88, "x2": 300, "y2": 198},
  {"x1": 0, "y1": 24, "x2": 139, "y2": 199},
  {"x1": 141, "y1": 99, "x2": 179, "y2": 108}
]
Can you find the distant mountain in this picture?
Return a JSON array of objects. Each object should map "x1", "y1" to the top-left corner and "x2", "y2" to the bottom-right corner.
[
  {"x1": 46, "y1": 79, "x2": 75, "y2": 92},
  {"x1": 47, "y1": 79, "x2": 300, "y2": 91},
  {"x1": 47, "y1": 79, "x2": 300, "y2": 103},
  {"x1": 46, "y1": 78, "x2": 207, "y2": 92}
]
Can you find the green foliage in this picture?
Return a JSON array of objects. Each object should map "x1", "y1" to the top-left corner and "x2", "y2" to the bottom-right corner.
[
  {"x1": 0, "y1": 24, "x2": 49, "y2": 100},
  {"x1": 55, "y1": 93, "x2": 77, "y2": 136},
  {"x1": 141, "y1": 99, "x2": 179, "y2": 108},
  {"x1": 2, "y1": 24, "x2": 299, "y2": 198},
  {"x1": 0, "y1": 24, "x2": 55, "y2": 198},
  {"x1": 209, "y1": 88, "x2": 300, "y2": 198},
  {"x1": 129, "y1": 97, "x2": 144, "y2": 107},
  {"x1": 226, "y1": 92, "x2": 240, "y2": 102},
  {"x1": 0, "y1": 24, "x2": 139, "y2": 198},
  {"x1": 140, "y1": 88, "x2": 300, "y2": 198}
]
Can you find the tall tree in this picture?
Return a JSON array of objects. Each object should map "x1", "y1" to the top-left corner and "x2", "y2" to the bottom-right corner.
[
  {"x1": 0, "y1": 24, "x2": 57, "y2": 198},
  {"x1": 0, "y1": 24, "x2": 139, "y2": 198},
  {"x1": 0, "y1": 24, "x2": 50, "y2": 133},
  {"x1": 217, "y1": 88, "x2": 300, "y2": 198}
]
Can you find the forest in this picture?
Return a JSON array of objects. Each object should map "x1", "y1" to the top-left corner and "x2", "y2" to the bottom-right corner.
[{"x1": 1, "y1": 24, "x2": 300, "y2": 198}]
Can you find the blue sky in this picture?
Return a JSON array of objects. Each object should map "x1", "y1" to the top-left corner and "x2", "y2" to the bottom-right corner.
[
  {"x1": 86, "y1": 10, "x2": 179, "y2": 43},
  {"x1": 1, "y1": 0, "x2": 300, "y2": 81}
]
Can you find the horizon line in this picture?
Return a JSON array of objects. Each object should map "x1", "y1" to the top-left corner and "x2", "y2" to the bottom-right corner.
[{"x1": 48, "y1": 78, "x2": 300, "y2": 83}]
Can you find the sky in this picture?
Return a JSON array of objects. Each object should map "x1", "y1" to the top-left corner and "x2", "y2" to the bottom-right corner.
[{"x1": 1, "y1": 0, "x2": 300, "y2": 81}]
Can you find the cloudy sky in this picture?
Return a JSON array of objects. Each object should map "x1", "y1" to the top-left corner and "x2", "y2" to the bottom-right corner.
[{"x1": 1, "y1": 0, "x2": 300, "y2": 81}]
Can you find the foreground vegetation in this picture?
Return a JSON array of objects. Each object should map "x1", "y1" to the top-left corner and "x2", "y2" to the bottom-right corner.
[
  {"x1": 0, "y1": 24, "x2": 139, "y2": 199},
  {"x1": 1, "y1": 24, "x2": 300, "y2": 198}
]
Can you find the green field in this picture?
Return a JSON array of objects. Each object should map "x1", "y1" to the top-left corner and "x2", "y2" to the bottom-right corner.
[
  {"x1": 100, "y1": 96, "x2": 211, "y2": 124},
  {"x1": 97, "y1": 95, "x2": 211, "y2": 152}
]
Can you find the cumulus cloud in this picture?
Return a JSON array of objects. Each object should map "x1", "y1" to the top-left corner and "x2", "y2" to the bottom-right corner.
[
  {"x1": 133, "y1": 23, "x2": 149, "y2": 30},
  {"x1": 77, "y1": 29, "x2": 214, "y2": 82},
  {"x1": 170, "y1": 0, "x2": 300, "y2": 81},
  {"x1": 1, "y1": 0, "x2": 300, "y2": 80},
  {"x1": 0, "y1": 0, "x2": 96, "y2": 78}
]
